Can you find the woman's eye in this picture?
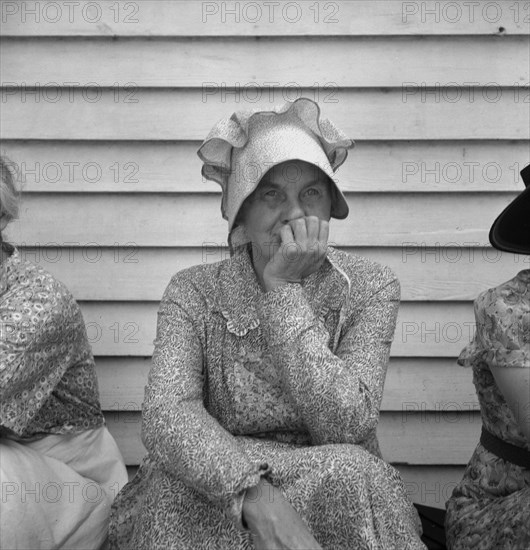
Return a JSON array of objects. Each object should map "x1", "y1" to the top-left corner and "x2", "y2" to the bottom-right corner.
[
  {"x1": 264, "y1": 190, "x2": 278, "y2": 198},
  {"x1": 305, "y1": 188, "x2": 320, "y2": 197}
]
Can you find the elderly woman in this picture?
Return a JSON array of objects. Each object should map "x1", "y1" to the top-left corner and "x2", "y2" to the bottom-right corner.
[
  {"x1": 109, "y1": 98, "x2": 424, "y2": 549},
  {"x1": 445, "y1": 164, "x2": 530, "y2": 549},
  {"x1": 0, "y1": 157, "x2": 128, "y2": 549}
]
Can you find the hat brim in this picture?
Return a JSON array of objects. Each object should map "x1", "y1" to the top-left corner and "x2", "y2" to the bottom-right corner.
[
  {"x1": 254, "y1": 157, "x2": 349, "y2": 221},
  {"x1": 489, "y1": 186, "x2": 530, "y2": 254}
]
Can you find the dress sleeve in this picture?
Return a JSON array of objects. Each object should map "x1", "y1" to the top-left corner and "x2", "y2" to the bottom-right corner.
[
  {"x1": 0, "y1": 278, "x2": 94, "y2": 435},
  {"x1": 141, "y1": 273, "x2": 269, "y2": 530},
  {"x1": 458, "y1": 285, "x2": 530, "y2": 369},
  {"x1": 256, "y1": 272, "x2": 400, "y2": 445}
]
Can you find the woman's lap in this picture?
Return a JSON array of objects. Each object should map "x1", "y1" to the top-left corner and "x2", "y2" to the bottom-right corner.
[
  {"x1": 445, "y1": 444, "x2": 530, "y2": 550},
  {"x1": 0, "y1": 427, "x2": 127, "y2": 550},
  {"x1": 446, "y1": 486, "x2": 530, "y2": 550},
  {"x1": 111, "y1": 441, "x2": 424, "y2": 550}
]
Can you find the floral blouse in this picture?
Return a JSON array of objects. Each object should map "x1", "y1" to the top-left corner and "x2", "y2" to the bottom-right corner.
[
  {"x1": 140, "y1": 244, "x2": 400, "y2": 525},
  {"x1": 0, "y1": 246, "x2": 104, "y2": 437},
  {"x1": 445, "y1": 270, "x2": 530, "y2": 549},
  {"x1": 457, "y1": 269, "x2": 530, "y2": 447}
]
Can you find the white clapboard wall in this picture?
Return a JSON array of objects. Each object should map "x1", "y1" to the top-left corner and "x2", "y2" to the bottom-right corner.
[{"x1": 1, "y1": 0, "x2": 529, "y2": 509}]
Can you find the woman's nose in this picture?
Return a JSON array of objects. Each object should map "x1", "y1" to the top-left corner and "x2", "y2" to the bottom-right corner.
[{"x1": 282, "y1": 199, "x2": 305, "y2": 223}]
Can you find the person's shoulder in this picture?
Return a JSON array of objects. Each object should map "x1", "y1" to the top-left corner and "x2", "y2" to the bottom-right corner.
[
  {"x1": 328, "y1": 247, "x2": 400, "y2": 298},
  {"x1": 472, "y1": 271, "x2": 529, "y2": 358},
  {"x1": 1, "y1": 251, "x2": 83, "y2": 339},
  {"x1": 162, "y1": 257, "x2": 228, "y2": 303},
  {"x1": 475, "y1": 269, "x2": 529, "y2": 315},
  {"x1": 5, "y1": 250, "x2": 78, "y2": 310}
]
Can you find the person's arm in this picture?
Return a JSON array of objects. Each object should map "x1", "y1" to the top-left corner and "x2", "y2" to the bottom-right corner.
[
  {"x1": 489, "y1": 365, "x2": 530, "y2": 442},
  {"x1": 242, "y1": 271, "x2": 398, "y2": 549},
  {"x1": 141, "y1": 271, "x2": 269, "y2": 529},
  {"x1": 242, "y1": 477, "x2": 323, "y2": 550},
  {"x1": 0, "y1": 277, "x2": 92, "y2": 435},
  {"x1": 257, "y1": 270, "x2": 400, "y2": 445}
]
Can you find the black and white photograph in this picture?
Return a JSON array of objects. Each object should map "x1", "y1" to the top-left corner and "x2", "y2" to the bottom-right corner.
[{"x1": 1, "y1": 1, "x2": 529, "y2": 548}]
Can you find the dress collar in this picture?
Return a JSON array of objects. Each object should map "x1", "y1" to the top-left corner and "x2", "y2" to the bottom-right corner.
[{"x1": 216, "y1": 244, "x2": 349, "y2": 336}]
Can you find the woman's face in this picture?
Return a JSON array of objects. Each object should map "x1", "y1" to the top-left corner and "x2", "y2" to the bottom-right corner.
[{"x1": 238, "y1": 159, "x2": 332, "y2": 265}]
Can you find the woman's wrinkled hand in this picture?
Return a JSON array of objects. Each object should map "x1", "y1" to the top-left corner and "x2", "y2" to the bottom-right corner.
[
  {"x1": 262, "y1": 216, "x2": 329, "y2": 292},
  {"x1": 242, "y1": 478, "x2": 323, "y2": 550}
]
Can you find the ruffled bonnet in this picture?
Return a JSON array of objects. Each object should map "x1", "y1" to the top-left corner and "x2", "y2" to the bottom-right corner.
[{"x1": 197, "y1": 97, "x2": 354, "y2": 247}]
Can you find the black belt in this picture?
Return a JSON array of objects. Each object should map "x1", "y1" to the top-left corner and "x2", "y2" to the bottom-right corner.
[{"x1": 480, "y1": 426, "x2": 530, "y2": 469}]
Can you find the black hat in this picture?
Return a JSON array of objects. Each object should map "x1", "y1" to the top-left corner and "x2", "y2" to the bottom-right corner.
[{"x1": 489, "y1": 163, "x2": 530, "y2": 254}]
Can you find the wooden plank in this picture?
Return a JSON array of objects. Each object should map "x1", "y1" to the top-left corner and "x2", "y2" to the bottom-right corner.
[
  {"x1": 2, "y1": 89, "x2": 528, "y2": 140},
  {"x1": 104, "y1": 411, "x2": 145, "y2": 465},
  {"x1": 5, "y1": 193, "x2": 519, "y2": 247},
  {"x1": 394, "y1": 302, "x2": 476, "y2": 357},
  {"x1": 104, "y1": 410, "x2": 482, "y2": 465},
  {"x1": 68, "y1": 301, "x2": 475, "y2": 356},
  {"x1": 2, "y1": 37, "x2": 528, "y2": 87},
  {"x1": 379, "y1": 412, "x2": 482, "y2": 465},
  {"x1": 95, "y1": 357, "x2": 478, "y2": 412},
  {"x1": 15, "y1": 245, "x2": 529, "y2": 302},
  {"x1": 381, "y1": 359, "x2": 477, "y2": 411},
  {"x1": 3, "y1": 140, "x2": 529, "y2": 193},
  {"x1": 1, "y1": 1, "x2": 527, "y2": 36},
  {"x1": 395, "y1": 465, "x2": 466, "y2": 509},
  {"x1": 96, "y1": 357, "x2": 149, "y2": 411}
]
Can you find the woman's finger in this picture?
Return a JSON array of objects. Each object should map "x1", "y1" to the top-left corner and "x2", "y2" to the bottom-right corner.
[
  {"x1": 305, "y1": 216, "x2": 321, "y2": 243},
  {"x1": 289, "y1": 217, "x2": 308, "y2": 244},
  {"x1": 279, "y1": 223, "x2": 295, "y2": 246},
  {"x1": 318, "y1": 219, "x2": 329, "y2": 246}
]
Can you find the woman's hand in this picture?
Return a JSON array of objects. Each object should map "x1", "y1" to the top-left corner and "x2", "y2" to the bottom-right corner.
[
  {"x1": 242, "y1": 479, "x2": 323, "y2": 550},
  {"x1": 262, "y1": 216, "x2": 329, "y2": 292}
]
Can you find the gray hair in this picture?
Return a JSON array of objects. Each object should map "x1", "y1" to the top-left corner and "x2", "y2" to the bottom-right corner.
[{"x1": 0, "y1": 155, "x2": 19, "y2": 234}]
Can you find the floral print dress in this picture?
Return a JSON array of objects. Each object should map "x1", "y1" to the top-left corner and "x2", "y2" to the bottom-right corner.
[
  {"x1": 109, "y1": 245, "x2": 424, "y2": 550},
  {"x1": 0, "y1": 246, "x2": 104, "y2": 436},
  {"x1": 0, "y1": 245, "x2": 128, "y2": 549},
  {"x1": 445, "y1": 270, "x2": 530, "y2": 550}
]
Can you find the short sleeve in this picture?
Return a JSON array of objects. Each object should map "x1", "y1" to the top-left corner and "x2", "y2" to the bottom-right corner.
[{"x1": 458, "y1": 279, "x2": 530, "y2": 369}]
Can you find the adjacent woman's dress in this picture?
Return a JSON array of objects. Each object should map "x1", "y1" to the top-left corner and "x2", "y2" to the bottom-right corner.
[
  {"x1": 109, "y1": 245, "x2": 424, "y2": 549},
  {"x1": 445, "y1": 270, "x2": 530, "y2": 549},
  {"x1": 0, "y1": 245, "x2": 128, "y2": 549}
]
